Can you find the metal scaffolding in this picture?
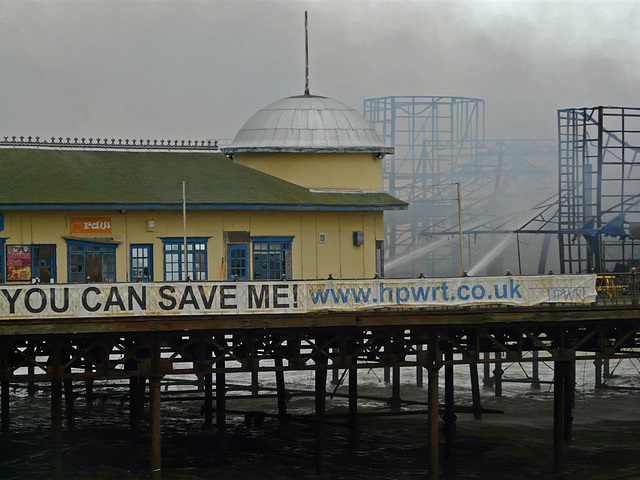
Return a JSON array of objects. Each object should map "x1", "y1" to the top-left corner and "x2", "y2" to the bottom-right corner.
[
  {"x1": 364, "y1": 96, "x2": 556, "y2": 277},
  {"x1": 556, "y1": 107, "x2": 640, "y2": 273}
]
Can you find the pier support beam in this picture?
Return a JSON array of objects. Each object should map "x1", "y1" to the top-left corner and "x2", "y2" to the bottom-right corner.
[
  {"x1": 531, "y1": 350, "x2": 541, "y2": 389},
  {"x1": 203, "y1": 342, "x2": 213, "y2": 428},
  {"x1": 1, "y1": 380, "x2": 9, "y2": 436},
  {"x1": 85, "y1": 372, "x2": 94, "y2": 410},
  {"x1": 427, "y1": 366, "x2": 440, "y2": 480},
  {"x1": 553, "y1": 359, "x2": 566, "y2": 474},
  {"x1": 203, "y1": 372, "x2": 213, "y2": 428},
  {"x1": 275, "y1": 355, "x2": 288, "y2": 422},
  {"x1": 390, "y1": 365, "x2": 401, "y2": 410},
  {"x1": 315, "y1": 360, "x2": 328, "y2": 476},
  {"x1": 216, "y1": 361, "x2": 227, "y2": 458},
  {"x1": 443, "y1": 348, "x2": 456, "y2": 457},
  {"x1": 564, "y1": 359, "x2": 575, "y2": 442},
  {"x1": 494, "y1": 352, "x2": 503, "y2": 397},
  {"x1": 469, "y1": 359, "x2": 482, "y2": 420},
  {"x1": 129, "y1": 376, "x2": 140, "y2": 431},
  {"x1": 149, "y1": 376, "x2": 162, "y2": 480},
  {"x1": 482, "y1": 352, "x2": 493, "y2": 389},
  {"x1": 51, "y1": 378, "x2": 63, "y2": 480},
  {"x1": 348, "y1": 365, "x2": 357, "y2": 438},
  {"x1": 594, "y1": 357, "x2": 603, "y2": 389},
  {"x1": 416, "y1": 344, "x2": 424, "y2": 388},
  {"x1": 27, "y1": 345, "x2": 36, "y2": 397},
  {"x1": 148, "y1": 337, "x2": 164, "y2": 480}
]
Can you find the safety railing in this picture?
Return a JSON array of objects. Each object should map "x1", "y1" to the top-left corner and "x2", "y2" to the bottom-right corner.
[{"x1": 595, "y1": 269, "x2": 638, "y2": 306}]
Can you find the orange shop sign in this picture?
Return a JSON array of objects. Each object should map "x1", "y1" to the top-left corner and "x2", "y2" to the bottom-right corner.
[{"x1": 71, "y1": 217, "x2": 112, "y2": 234}]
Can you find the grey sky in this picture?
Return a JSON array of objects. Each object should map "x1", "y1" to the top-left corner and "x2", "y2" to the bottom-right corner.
[{"x1": 1, "y1": 0, "x2": 638, "y2": 142}]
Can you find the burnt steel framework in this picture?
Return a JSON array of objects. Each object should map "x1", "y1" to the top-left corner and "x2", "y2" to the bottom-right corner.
[
  {"x1": 364, "y1": 96, "x2": 556, "y2": 277},
  {"x1": 557, "y1": 107, "x2": 640, "y2": 274}
]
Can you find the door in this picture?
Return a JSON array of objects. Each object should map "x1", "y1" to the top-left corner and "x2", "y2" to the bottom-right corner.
[{"x1": 228, "y1": 244, "x2": 249, "y2": 280}]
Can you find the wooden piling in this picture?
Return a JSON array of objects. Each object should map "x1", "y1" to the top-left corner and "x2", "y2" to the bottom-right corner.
[
  {"x1": 275, "y1": 355, "x2": 288, "y2": 422},
  {"x1": 469, "y1": 361, "x2": 482, "y2": 420},
  {"x1": 129, "y1": 376, "x2": 140, "y2": 431},
  {"x1": 203, "y1": 373, "x2": 213, "y2": 427},
  {"x1": 390, "y1": 365, "x2": 401, "y2": 410},
  {"x1": 531, "y1": 350, "x2": 541, "y2": 389},
  {"x1": 416, "y1": 344, "x2": 424, "y2": 388},
  {"x1": 594, "y1": 358, "x2": 603, "y2": 388},
  {"x1": 564, "y1": 360, "x2": 575, "y2": 442},
  {"x1": 482, "y1": 352, "x2": 493, "y2": 389},
  {"x1": 149, "y1": 337, "x2": 163, "y2": 480},
  {"x1": 443, "y1": 348, "x2": 456, "y2": 457},
  {"x1": 315, "y1": 362, "x2": 327, "y2": 476},
  {"x1": 85, "y1": 378, "x2": 94, "y2": 409},
  {"x1": 348, "y1": 365, "x2": 357, "y2": 436},
  {"x1": 494, "y1": 352, "x2": 503, "y2": 397},
  {"x1": 216, "y1": 357, "x2": 227, "y2": 457},
  {"x1": 51, "y1": 378, "x2": 63, "y2": 480},
  {"x1": 553, "y1": 360, "x2": 565, "y2": 474},
  {"x1": 149, "y1": 376, "x2": 162, "y2": 480},
  {"x1": 427, "y1": 366, "x2": 440, "y2": 480}
]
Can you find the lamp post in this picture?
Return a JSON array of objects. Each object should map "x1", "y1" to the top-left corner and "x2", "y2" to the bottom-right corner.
[
  {"x1": 455, "y1": 182, "x2": 464, "y2": 276},
  {"x1": 182, "y1": 181, "x2": 188, "y2": 281}
]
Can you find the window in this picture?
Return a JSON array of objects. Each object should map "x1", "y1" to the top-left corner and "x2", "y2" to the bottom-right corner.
[
  {"x1": 0, "y1": 238, "x2": 5, "y2": 283},
  {"x1": 162, "y1": 238, "x2": 208, "y2": 281},
  {"x1": 228, "y1": 244, "x2": 249, "y2": 280},
  {"x1": 67, "y1": 240, "x2": 118, "y2": 283},
  {"x1": 130, "y1": 244, "x2": 153, "y2": 282},
  {"x1": 252, "y1": 236, "x2": 293, "y2": 280},
  {"x1": 32, "y1": 245, "x2": 57, "y2": 283}
]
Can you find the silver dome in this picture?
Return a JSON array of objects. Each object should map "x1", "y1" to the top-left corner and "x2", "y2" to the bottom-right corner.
[{"x1": 222, "y1": 95, "x2": 393, "y2": 154}]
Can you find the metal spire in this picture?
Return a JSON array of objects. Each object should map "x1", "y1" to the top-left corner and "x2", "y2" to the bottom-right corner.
[{"x1": 304, "y1": 11, "x2": 310, "y2": 96}]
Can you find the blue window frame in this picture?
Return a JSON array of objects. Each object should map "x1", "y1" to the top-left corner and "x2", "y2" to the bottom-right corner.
[
  {"x1": 32, "y1": 244, "x2": 57, "y2": 283},
  {"x1": 67, "y1": 239, "x2": 118, "y2": 283},
  {"x1": 130, "y1": 244, "x2": 153, "y2": 282},
  {"x1": 228, "y1": 244, "x2": 249, "y2": 280},
  {"x1": 0, "y1": 238, "x2": 5, "y2": 283},
  {"x1": 252, "y1": 236, "x2": 293, "y2": 280},
  {"x1": 162, "y1": 237, "x2": 208, "y2": 281}
]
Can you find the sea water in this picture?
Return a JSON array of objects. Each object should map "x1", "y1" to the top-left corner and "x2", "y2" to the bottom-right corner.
[{"x1": 2, "y1": 357, "x2": 640, "y2": 479}]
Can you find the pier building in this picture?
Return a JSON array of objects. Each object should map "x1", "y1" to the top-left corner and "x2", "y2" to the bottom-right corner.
[{"x1": 0, "y1": 95, "x2": 404, "y2": 285}]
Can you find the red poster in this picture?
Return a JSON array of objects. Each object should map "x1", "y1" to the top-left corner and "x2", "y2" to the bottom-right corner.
[{"x1": 7, "y1": 245, "x2": 31, "y2": 281}]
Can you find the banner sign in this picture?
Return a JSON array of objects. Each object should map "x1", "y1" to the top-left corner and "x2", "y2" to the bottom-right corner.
[
  {"x1": 0, "y1": 275, "x2": 596, "y2": 320},
  {"x1": 71, "y1": 217, "x2": 112, "y2": 234},
  {"x1": 6, "y1": 245, "x2": 31, "y2": 281}
]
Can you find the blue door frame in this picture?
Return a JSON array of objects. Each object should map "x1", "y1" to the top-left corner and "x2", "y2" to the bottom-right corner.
[{"x1": 228, "y1": 244, "x2": 249, "y2": 280}]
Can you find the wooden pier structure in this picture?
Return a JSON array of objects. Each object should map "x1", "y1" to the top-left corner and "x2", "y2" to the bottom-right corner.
[{"x1": 0, "y1": 274, "x2": 639, "y2": 479}]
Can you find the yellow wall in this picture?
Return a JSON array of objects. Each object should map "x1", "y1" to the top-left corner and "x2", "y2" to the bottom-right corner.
[
  {"x1": 234, "y1": 152, "x2": 383, "y2": 190},
  {"x1": 0, "y1": 209, "x2": 384, "y2": 283}
]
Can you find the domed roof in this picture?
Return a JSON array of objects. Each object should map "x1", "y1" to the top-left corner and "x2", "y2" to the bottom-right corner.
[{"x1": 222, "y1": 95, "x2": 393, "y2": 154}]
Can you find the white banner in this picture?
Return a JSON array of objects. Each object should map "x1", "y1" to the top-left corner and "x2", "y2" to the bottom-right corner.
[{"x1": 0, "y1": 275, "x2": 596, "y2": 320}]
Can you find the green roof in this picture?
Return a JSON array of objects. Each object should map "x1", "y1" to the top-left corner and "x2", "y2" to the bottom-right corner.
[{"x1": 0, "y1": 148, "x2": 406, "y2": 211}]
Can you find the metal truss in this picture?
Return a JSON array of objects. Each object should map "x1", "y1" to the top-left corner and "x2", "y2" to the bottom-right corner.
[
  {"x1": 3, "y1": 320, "x2": 640, "y2": 382},
  {"x1": 558, "y1": 107, "x2": 640, "y2": 274},
  {"x1": 364, "y1": 96, "x2": 556, "y2": 277}
]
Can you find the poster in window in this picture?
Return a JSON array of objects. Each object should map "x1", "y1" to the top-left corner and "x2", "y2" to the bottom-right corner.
[{"x1": 7, "y1": 245, "x2": 31, "y2": 281}]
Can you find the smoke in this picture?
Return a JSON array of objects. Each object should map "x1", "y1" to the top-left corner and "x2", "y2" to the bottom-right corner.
[{"x1": 1, "y1": 1, "x2": 639, "y2": 141}]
